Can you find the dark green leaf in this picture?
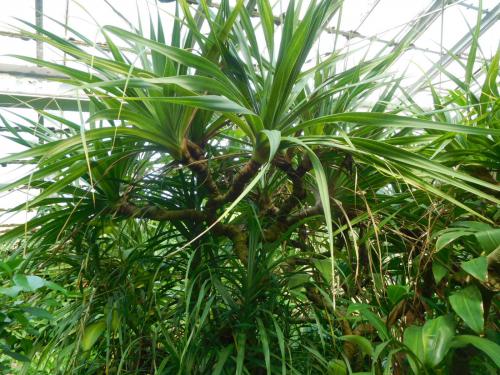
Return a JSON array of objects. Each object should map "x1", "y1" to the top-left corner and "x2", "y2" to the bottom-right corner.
[{"x1": 449, "y1": 286, "x2": 484, "y2": 334}]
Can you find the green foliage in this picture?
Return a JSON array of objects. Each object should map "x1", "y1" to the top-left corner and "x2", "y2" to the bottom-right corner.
[{"x1": 0, "y1": 0, "x2": 498, "y2": 374}]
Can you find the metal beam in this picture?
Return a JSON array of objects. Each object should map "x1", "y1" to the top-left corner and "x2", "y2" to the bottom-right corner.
[
  {"x1": 35, "y1": 0, "x2": 44, "y2": 60},
  {"x1": 458, "y1": 2, "x2": 493, "y2": 14},
  {"x1": 0, "y1": 92, "x2": 89, "y2": 111},
  {"x1": 0, "y1": 63, "x2": 66, "y2": 79},
  {"x1": 410, "y1": 2, "x2": 500, "y2": 93},
  {"x1": 0, "y1": 126, "x2": 72, "y2": 134},
  {"x1": 0, "y1": 1, "x2": 486, "y2": 64}
]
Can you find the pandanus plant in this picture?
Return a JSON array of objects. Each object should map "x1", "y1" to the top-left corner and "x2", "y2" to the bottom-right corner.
[{"x1": 0, "y1": 0, "x2": 499, "y2": 373}]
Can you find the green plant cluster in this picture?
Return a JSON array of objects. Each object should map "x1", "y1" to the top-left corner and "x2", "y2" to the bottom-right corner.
[{"x1": 0, "y1": 1, "x2": 499, "y2": 374}]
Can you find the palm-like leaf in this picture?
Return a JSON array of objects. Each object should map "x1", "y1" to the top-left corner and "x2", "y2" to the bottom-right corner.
[{"x1": 0, "y1": 1, "x2": 498, "y2": 373}]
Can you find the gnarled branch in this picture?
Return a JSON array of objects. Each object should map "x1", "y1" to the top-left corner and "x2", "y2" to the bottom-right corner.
[
  {"x1": 213, "y1": 222, "x2": 248, "y2": 264},
  {"x1": 116, "y1": 202, "x2": 207, "y2": 222},
  {"x1": 274, "y1": 154, "x2": 312, "y2": 217},
  {"x1": 181, "y1": 139, "x2": 221, "y2": 198},
  {"x1": 211, "y1": 158, "x2": 261, "y2": 206},
  {"x1": 114, "y1": 201, "x2": 250, "y2": 263}
]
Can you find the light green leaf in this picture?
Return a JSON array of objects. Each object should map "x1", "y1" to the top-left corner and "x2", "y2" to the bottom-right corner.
[
  {"x1": 422, "y1": 316, "x2": 455, "y2": 368},
  {"x1": 327, "y1": 359, "x2": 347, "y2": 375},
  {"x1": 461, "y1": 256, "x2": 488, "y2": 282},
  {"x1": 0, "y1": 286, "x2": 23, "y2": 298},
  {"x1": 453, "y1": 221, "x2": 491, "y2": 231},
  {"x1": 405, "y1": 316, "x2": 455, "y2": 370},
  {"x1": 81, "y1": 320, "x2": 106, "y2": 351},
  {"x1": 260, "y1": 130, "x2": 282, "y2": 163},
  {"x1": 283, "y1": 136, "x2": 335, "y2": 304},
  {"x1": 80, "y1": 75, "x2": 243, "y2": 103},
  {"x1": 213, "y1": 345, "x2": 233, "y2": 375},
  {"x1": 339, "y1": 335, "x2": 373, "y2": 356},
  {"x1": 292, "y1": 112, "x2": 500, "y2": 137},
  {"x1": 403, "y1": 325, "x2": 424, "y2": 374},
  {"x1": 235, "y1": 332, "x2": 246, "y2": 375},
  {"x1": 13, "y1": 275, "x2": 46, "y2": 291},
  {"x1": 128, "y1": 95, "x2": 254, "y2": 114},
  {"x1": 103, "y1": 25, "x2": 236, "y2": 88},
  {"x1": 257, "y1": 0, "x2": 274, "y2": 58}
]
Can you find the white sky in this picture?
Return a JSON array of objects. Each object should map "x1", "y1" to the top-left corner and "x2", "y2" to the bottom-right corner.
[{"x1": 0, "y1": 0, "x2": 498, "y2": 224}]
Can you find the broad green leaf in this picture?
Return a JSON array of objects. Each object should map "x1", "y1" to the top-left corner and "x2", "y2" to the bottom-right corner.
[
  {"x1": 327, "y1": 359, "x2": 347, "y2": 375},
  {"x1": 0, "y1": 286, "x2": 23, "y2": 298},
  {"x1": 436, "y1": 230, "x2": 474, "y2": 251},
  {"x1": 422, "y1": 316, "x2": 455, "y2": 368},
  {"x1": 44, "y1": 281, "x2": 68, "y2": 295},
  {"x1": 13, "y1": 275, "x2": 46, "y2": 291},
  {"x1": 475, "y1": 229, "x2": 500, "y2": 254},
  {"x1": 452, "y1": 335, "x2": 500, "y2": 367},
  {"x1": 453, "y1": 221, "x2": 492, "y2": 231},
  {"x1": 387, "y1": 285, "x2": 408, "y2": 305},
  {"x1": 449, "y1": 286, "x2": 484, "y2": 334},
  {"x1": 287, "y1": 273, "x2": 310, "y2": 289},
  {"x1": 339, "y1": 335, "x2": 373, "y2": 356},
  {"x1": 405, "y1": 316, "x2": 455, "y2": 370},
  {"x1": 403, "y1": 325, "x2": 424, "y2": 374},
  {"x1": 313, "y1": 258, "x2": 334, "y2": 283},
  {"x1": 432, "y1": 262, "x2": 448, "y2": 284},
  {"x1": 461, "y1": 256, "x2": 488, "y2": 282},
  {"x1": 81, "y1": 320, "x2": 106, "y2": 351}
]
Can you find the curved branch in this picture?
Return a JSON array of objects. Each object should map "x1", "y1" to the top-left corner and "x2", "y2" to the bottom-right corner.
[
  {"x1": 116, "y1": 202, "x2": 207, "y2": 222},
  {"x1": 211, "y1": 158, "x2": 261, "y2": 206},
  {"x1": 275, "y1": 154, "x2": 312, "y2": 217},
  {"x1": 213, "y1": 223, "x2": 248, "y2": 264},
  {"x1": 286, "y1": 201, "x2": 323, "y2": 225},
  {"x1": 181, "y1": 139, "x2": 221, "y2": 198},
  {"x1": 114, "y1": 201, "x2": 249, "y2": 264}
]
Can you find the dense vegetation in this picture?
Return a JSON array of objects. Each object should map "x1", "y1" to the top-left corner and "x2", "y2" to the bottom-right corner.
[{"x1": 0, "y1": 1, "x2": 499, "y2": 374}]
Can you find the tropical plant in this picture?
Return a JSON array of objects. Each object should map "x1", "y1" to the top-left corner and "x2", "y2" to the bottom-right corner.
[{"x1": 0, "y1": 0, "x2": 498, "y2": 374}]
